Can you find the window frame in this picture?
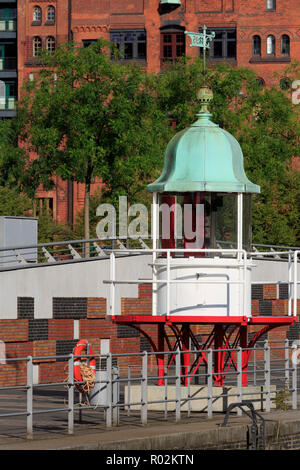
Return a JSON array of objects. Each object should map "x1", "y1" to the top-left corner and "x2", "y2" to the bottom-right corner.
[
  {"x1": 281, "y1": 34, "x2": 290, "y2": 56},
  {"x1": 252, "y1": 35, "x2": 261, "y2": 56},
  {"x1": 46, "y1": 5, "x2": 55, "y2": 23},
  {"x1": 46, "y1": 36, "x2": 55, "y2": 53},
  {"x1": 110, "y1": 30, "x2": 147, "y2": 62},
  {"x1": 33, "y1": 6, "x2": 42, "y2": 23},
  {"x1": 32, "y1": 36, "x2": 42, "y2": 57},
  {"x1": 205, "y1": 28, "x2": 237, "y2": 60},
  {"x1": 266, "y1": 35, "x2": 276, "y2": 55},
  {"x1": 160, "y1": 29, "x2": 186, "y2": 65}
]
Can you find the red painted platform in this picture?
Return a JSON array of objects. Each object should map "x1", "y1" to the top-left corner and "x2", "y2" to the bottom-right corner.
[{"x1": 112, "y1": 315, "x2": 297, "y2": 326}]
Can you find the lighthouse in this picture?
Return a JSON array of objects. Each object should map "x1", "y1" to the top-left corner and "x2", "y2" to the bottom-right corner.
[{"x1": 112, "y1": 29, "x2": 297, "y2": 387}]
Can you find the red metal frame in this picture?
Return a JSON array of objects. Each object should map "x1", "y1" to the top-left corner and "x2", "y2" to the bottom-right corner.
[{"x1": 112, "y1": 315, "x2": 297, "y2": 387}]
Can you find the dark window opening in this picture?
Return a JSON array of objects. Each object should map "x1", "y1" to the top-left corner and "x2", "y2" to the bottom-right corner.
[
  {"x1": 110, "y1": 30, "x2": 147, "y2": 61},
  {"x1": 281, "y1": 35, "x2": 290, "y2": 56},
  {"x1": 252, "y1": 35, "x2": 261, "y2": 56},
  {"x1": 205, "y1": 28, "x2": 236, "y2": 60}
]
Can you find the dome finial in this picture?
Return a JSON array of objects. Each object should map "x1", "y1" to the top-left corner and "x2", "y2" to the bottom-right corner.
[{"x1": 196, "y1": 85, "x2": 213, "y2": 116}]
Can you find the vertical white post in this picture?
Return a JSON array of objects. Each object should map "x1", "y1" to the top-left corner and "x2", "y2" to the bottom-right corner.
[
  {"x1": 68, "y1": 354, "x2": 74, "y2": 435},
  {"x1": 207, "y1": 349, "x2": 213, "y2": 418},
  {"x1": 175, "y1": 349, "x2": 181, "y2": 422},
  {"x1": 288, "y1": 252, "x2": 292, "y2": 316},
  {"x1": 109, "y1": 252, "x2": 115, "y2": 316},
  {"x1": 294, "y1": 251, "x2": 298, "y2": 317},
  {"x1": 237, "y1": 193, "x2": 243, "y2": 254},
  {"x1": 264, "y1": 341, "x2": 271, "y2": 412},
  {"x1": 237, "y1": 194, "x2": 245, "y2": 317},
  {"x1": 237, "y1": 347, "x2": 242, "y2": 416},
  {"x1": 27, "y1": 356, "x2": 33, "y2": 439},
  {"x1": 166, "y1": 251, "x2": 171, "y2": 317},
  {"x1": 152, "y1": 192, "x2": 158, "y2": 316},
  {"x1": 141, "y1": 351, "x2": 148, "y2": 425}
]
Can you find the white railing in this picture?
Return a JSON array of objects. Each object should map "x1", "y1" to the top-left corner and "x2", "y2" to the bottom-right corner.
[{"x1": 104, "y1": 248, "x2": 299, "y2": 319}]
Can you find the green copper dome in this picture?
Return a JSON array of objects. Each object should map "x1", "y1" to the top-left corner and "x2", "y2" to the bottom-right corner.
[{"x1": 147, "y1": 88, "x2": 260, "y2": 194}]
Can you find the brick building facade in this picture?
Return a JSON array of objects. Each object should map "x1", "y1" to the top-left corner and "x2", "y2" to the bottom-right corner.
[{"x1": 0, "y1": 0, "x2": 299, "y2": 225}]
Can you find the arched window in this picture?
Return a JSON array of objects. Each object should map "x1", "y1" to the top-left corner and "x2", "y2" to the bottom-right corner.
[
  {"x1": 279, "y1": 77, "x2": 291, "y2": 90},
  {"x1": 281, "y1": 35, "x2": 290, "y2": 56},
  {"x1": 252, "y1": 35, "x2": 261, "y2": 56},
  {"x1": 46, "y1": 36, "x2": 55, "y2": 53},
  {"x1": 47, "y1": 6, "x2": 55, "y2": 23},
  {"x1": 33, "y1": 36, "x2": 42, "y2": 57},
  {"x1": 266, "y1": 0, "x2": 276, "y2": 10},
  {"x1": 256, "y1": 77, "x2": 265, "y2": 88},
  {"x1": 33, "y1": 6, "x2": 42, "y2": 22},
  {"x1": 266, "y1": 35, "x2": 275, "y2": 55}
]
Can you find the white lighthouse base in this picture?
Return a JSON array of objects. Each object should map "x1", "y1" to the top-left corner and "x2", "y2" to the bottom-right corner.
[{"x1": 155, "y1": 257, "x2": 253, "y2": 317}]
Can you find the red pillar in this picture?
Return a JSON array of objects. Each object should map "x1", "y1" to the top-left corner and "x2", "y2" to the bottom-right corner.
[
  {"x1": 214, "y1": 325, "x2": 224, "y2": 386},
  {"x1": 240, "y1": 325, "x2": 248, "y2": 386},
  {"x1": 157, "y1": 324, "x2": 165, "y2": 386},
  {"x1": 182, "y1": 324, "x2": 190, "y2": 386}
]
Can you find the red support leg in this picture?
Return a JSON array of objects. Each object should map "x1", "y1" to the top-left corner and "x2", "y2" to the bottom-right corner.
[
  {"x1": 214, "y1": 325, "x2": 225, "y2": 386},
  {"x1": 182, "y1": 324, "x2": 190, "y2": 386},
  {"x1": 240, "y1": 325, "x2": 248, "y2": 386},
  {"x1": 157, "y1": 324, "x2": 165, "y2": 386}
]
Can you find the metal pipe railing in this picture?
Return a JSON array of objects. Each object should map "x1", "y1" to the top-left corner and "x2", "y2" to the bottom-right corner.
[{"x1": 0, "y1": 341, "x2": 298, "y2": 439}]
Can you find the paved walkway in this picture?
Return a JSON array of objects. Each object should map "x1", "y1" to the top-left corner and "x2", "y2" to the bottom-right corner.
[{"x1": 0, "y1": 407, "x2": 299, "y2": 450}]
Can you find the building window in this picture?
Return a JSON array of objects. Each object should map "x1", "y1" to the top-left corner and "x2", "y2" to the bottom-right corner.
[
  {"x1": 46, "y1": 36, "x2": 55, "y2": 53},
  {"x1": 266, "y1": 0, "x2": 276, "y2": 10},
  {"x1": 46, "y1": 6, "x2": 55, "y2": 23},
  {"x1": 33, "y1": 36, "x2": 42, "y2": 57},
  {"x1": 160, "y1": 29, "x2": 185, "y2": 66},
  {"x1": 252, "y1": 35, "x2": 261, "y2": 56},
  {"x1": 0, "y1": 80, "x2": 16, "y2": 110},
  {"x1": 82, "y1": 39, "x2": 97, "y2": 48},
  {"x1": 206, "y1": 28, "x2": 236, "y2": 60},
  {"x1": 279, "y1": 77, "x2": 291, "y2": 90},
  {"x1": 281, "y1": 35, "x2": 290, "y2": 56},
  {"x1": 110, "y1": 30, "x2": 147, "y2": 61},
  {"x1": 256, "y1": 77, "x2": 265, "y2": 87},
  {"x1": 33, "y1": 6, "x2": 42, "y2": 23},
  {"x1": 266, "y1": 35, "x2": 275, "y2": 55}
]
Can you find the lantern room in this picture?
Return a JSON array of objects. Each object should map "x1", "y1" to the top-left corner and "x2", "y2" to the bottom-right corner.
[{"x1": 147, "y1": 86, "x2": 260, "y2": 318}]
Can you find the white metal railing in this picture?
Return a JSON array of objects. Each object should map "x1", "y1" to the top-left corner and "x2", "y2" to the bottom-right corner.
[
  {"x1": 104, "y1": 248, "x2": 299, "y2": 319},
  {"x1": 0, "y1": 237, "x2": 298, "y2": 270},
  {"x1": 0, "y1": 341, "x2": 299, "y2": 439}
]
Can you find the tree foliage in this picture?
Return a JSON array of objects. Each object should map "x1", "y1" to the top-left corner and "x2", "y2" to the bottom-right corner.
[{"x1": 155, "y1": 58, "x2": 300, "y2": 246}]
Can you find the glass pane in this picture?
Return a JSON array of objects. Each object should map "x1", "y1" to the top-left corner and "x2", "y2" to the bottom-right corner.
[
  {"x1": 213, "y1": 41, "x2": 223, "y2": 58},
  {"x1": 227, "y1": 41, "x2": 236, "y2": 58},
  {"x1": 243, "y1": 194, "x2": 252, "y2": 251},
  {"x1": 227, "y1": 30, "x2": 236, "y2": 40},
  {"x1": 163, "y1": 45, "x2": 173, "y2": 58},
  {"x1": 176, "y1": 33, "x2": 184, "y2": 44},
  {"x1": 138, "y1": 42, "x2": 146, "y2": 59},
  {"x1": 124, "y1": 42, "x2": 133, "y2": 59},
  {"x1": 137, "y1": 32, "x2": 146, "y2": 41},
  {"x1": 124, "y1": 32, "x2": 134, "y2": 41},
  {"x1": 214, "y1": 194, "x2": 237, "y2": 250},
  {"x1": 176, "y1": 44, "x2": 184, "y2": 57},
  {"x1": 163, "y1": 34, "x2": 172, "y2": 43}
]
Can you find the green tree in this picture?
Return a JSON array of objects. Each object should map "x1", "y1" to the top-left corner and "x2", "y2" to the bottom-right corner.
[{"x1": 5, "y1": 39, "x2": 171, "y2": 255}]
